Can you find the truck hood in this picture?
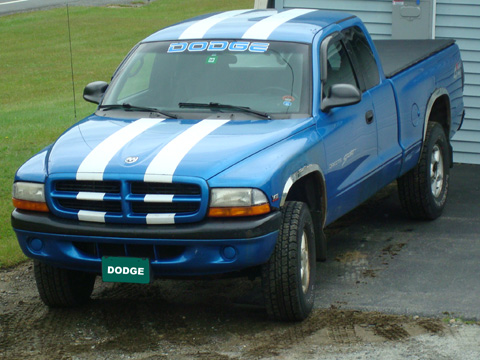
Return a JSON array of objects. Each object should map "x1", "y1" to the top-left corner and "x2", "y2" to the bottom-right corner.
[{"x1": 47, "y1": 115, "x2": 313, "y2": 181}]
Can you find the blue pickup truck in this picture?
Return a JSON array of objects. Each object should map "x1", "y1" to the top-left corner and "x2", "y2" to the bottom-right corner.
[{"x1": 12, "y1": 7, "x2": 464, "y2": 321}]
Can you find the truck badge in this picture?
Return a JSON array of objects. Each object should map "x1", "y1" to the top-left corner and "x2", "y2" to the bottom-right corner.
[{"x1": 125, "y1": 156, "x2": 139, "y2": 164}]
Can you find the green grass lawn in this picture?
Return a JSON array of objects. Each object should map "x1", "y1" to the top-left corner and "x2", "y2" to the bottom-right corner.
[{"x1": 0, "y1": 0, "x2": 253, "y2": 268}]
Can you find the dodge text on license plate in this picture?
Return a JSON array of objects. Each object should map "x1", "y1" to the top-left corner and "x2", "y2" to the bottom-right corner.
[{"x1": 102, "y1": 257, "x2": 151, "y2": 284}]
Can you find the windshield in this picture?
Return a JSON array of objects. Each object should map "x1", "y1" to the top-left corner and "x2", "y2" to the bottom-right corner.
[{"x1": 102, "y1": 40, "x2": 311, "y2": 118}]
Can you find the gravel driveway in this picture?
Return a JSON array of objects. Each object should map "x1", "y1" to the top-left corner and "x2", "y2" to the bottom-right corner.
[{"x1": 1, "y1": 261, "x2": 480, "y2": 359}]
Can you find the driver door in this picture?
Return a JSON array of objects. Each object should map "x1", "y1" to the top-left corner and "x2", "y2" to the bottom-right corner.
[{"x1": 319, "y1": 35, "x2": 379, "y2": 223}]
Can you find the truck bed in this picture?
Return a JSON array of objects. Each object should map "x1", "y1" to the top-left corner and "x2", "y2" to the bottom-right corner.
[{"x1": 373, "y1": 39, "x2": 455, "y2": 78}]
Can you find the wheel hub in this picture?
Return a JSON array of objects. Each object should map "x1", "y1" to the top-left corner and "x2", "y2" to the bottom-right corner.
[
  {"x1": 430, "y1": 144, "x2": 444, "y2": 198},
  {"x1": 300, "y1": 231, "x2": 310, "y2": 294}
]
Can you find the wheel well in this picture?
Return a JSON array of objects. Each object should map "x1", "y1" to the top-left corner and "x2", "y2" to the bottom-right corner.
[
  {"x1": 426, "y1": 94, "x2": 453, "y2": 167},
  {"x1": 428, "y1": 94, "x2": 451, "y2": 137},
  {"x1": 285, "y1": 172, "x2": 326, "y2": 226}
]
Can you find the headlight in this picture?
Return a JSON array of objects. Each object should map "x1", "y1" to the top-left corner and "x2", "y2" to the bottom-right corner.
[
  {"x1": 208, "y1": 188, "x2": 270, "y2": 217},
  {"x1": 12, "y1": 182, "x2": 49, "y2": 212}
]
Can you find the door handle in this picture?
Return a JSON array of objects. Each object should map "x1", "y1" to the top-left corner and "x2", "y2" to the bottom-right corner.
[{"x1": 365, "y1": 110, "x2": 374, "y2": 124}]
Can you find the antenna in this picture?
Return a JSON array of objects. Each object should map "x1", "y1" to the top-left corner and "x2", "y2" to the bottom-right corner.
[{"x1": 66, "y1": 3, "x2": 77, "y2": 122}]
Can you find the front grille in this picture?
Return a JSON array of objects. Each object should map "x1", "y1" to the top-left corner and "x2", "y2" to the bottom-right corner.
[
  {"x1": 56, "y1": 180, "x2": 121, "y2": 193},
  {"x1": 57, "y1": 199, "x2": 122, "y2": 212},
  {"x1": 50, "y1": 179, "x2": 205, "y2": 224},
  {"x1": 132, "y1": 202, "x2": 199, "y2": 214},
  {"x1": 131, "y1": 182, "x2": 200, "y2": 195}
]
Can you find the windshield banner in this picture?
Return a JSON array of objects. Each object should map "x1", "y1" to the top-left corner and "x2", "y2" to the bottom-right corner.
[{"x1": 167, "y1": 41, "x2": 270, "y2": 53}]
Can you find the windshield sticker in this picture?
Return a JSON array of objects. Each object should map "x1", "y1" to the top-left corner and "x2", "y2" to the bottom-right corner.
[
  {"x1": 282, "y1": 95, "x2": 295, "y2": 107},
  {"x1": 168, "y1": 41, "x2": 270, "y2": 54},
  {"x1": 206, "y1": 55, "x2": 218, "y2": 64}
]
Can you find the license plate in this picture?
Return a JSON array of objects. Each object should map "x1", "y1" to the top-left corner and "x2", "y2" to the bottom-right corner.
[{"x1": 102, "y1": 256, "x2": 151, "y2": 284}]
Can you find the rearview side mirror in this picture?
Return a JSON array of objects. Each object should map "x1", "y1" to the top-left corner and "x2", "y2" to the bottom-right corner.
[
  {"x1": 83, "y1": 81, "x2": 108, "y2": 104},
  {"x1": 321, "y1": 84, "x2": 362, "y2": 112}
]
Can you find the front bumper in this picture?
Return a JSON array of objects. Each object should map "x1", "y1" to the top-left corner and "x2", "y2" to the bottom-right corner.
[{"x1": 12, "y1": 209, "x2": 281, "y2": 276}]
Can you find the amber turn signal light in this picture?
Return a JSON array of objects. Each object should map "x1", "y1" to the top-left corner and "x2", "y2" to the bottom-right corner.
[
  {"x1": 12, "y1": 198, "x2": 49, "y2": 213},
  {"x1": 208, "y1": 203, "x2": 270, "y2": 217}
]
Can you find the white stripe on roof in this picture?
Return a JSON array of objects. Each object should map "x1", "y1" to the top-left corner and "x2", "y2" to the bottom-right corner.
[
  {"x1": 179, "y1": 9, "x2": 251, "y2": 40},
  {"x1": 242, "y1": 9, "x2": 316, "y2": 40},
  {"x1": 76, "y1": 118, "x2": 164, "y2": 181},
  {"x1": 144, "y1": 119, "x2": 229, "y2": 183}
]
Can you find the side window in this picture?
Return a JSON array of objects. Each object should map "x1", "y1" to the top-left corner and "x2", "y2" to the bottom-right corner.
[
  {"x1": 323, "y1": 40, "x2": 358, "y2": 98},
  {"x1": 343, "y1": 27, "x2": 380, "y2": 91}
]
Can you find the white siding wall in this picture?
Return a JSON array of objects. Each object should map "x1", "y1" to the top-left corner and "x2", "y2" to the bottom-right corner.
[{"x1": 436, "y1": 0, "x2": 480, "y2": 164}]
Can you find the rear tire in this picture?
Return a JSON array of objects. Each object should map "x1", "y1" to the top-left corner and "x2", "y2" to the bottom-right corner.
[
  {"x1": 34, "y1": 261, "x2": 96, "y2": 308},
  {"x1": 261, "y1": 201, "x2": 316, "y2": 321},
  {"x1": 397, "y1": 122, "x2": 450, "y2": 220}
]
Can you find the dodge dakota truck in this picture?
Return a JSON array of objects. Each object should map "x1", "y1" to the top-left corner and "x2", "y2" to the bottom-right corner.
[{"x1": 12, "y1": 7, "x2": 464, "y2": 321}]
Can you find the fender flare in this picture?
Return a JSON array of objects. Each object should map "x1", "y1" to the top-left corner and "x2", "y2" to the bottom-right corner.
[
  {"x1": 421, "y1": 88, "x2": 452, "y2": 165},
  {"x1": 423, "y1": 88, "x2": 450, "y2": 144},
  {"x1": 280, "y1": 164, "x2": 328, "y2": 228}
]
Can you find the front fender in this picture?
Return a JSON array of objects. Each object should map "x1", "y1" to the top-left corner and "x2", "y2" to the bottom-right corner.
[
  {"x1": 14, "y1": 146, "x2": 51, "y2": 183},
  {"x1": 207, "y1": 125, "x2": 326, "y2": 211}
]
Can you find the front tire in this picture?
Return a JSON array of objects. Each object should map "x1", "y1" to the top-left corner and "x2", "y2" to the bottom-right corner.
[
  {"x1": 261, "y1": 201, "x2": 316, "y2": 321},
  {"x1": 34, "y1": 261, "x2": 96, "y2": 308},
  {"x1": 397, "y1": 122, "x2": 450, "y2": 220}
]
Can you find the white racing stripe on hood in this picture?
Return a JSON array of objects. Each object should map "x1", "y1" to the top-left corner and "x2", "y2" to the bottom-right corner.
[
  {"x1": 242, "y1": 8, "x2": 316, "y2": 40},
  {"x1": 144, "y1": 119, "x2": 230, "y2": 183},
  {"x1": 179, "y1": 9, "x2": 251, "y2": 40},
  {"x1": 76, "y1": 118, "x2": 165, "y2": 181}
]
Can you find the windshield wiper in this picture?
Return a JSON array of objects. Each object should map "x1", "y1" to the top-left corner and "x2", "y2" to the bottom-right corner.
[
  {"x1": 99, "y1": 103, "x2": 178, "y2": 119},
  {"x1": 178, "y1": 102, "x2": 271, "y2": 120}
]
